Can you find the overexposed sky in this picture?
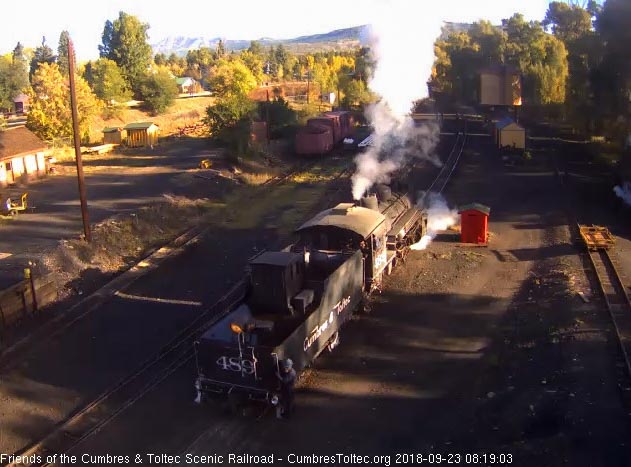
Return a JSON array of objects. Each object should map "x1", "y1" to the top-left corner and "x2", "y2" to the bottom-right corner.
[{"x1": 1, "y1": 0, "x2": 551, "y2": 60}]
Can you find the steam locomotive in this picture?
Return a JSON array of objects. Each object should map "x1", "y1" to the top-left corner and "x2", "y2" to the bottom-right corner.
[{"x1": 194, "y1": 181, "x2": 427, "y2": 409}]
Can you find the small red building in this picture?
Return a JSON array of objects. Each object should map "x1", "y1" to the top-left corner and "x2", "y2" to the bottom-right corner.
[{"x1": 458, "y1": 203, "x2": 490, "y2": 244}]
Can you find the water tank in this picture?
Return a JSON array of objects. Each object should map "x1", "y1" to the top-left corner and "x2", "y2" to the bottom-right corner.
[{"x1": 361, "y1": 193, "x2": 379, "y2": 211}]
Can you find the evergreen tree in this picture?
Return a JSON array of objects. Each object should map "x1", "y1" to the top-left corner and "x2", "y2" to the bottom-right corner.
[
  {"x1": 30, "y1": 37, "x2": 56, "y2": 78},
  {"x1": 216, "y1": 39, "x2": 226, "y2": 58},
  {"x1": 57, "y1": 30, "x2": 73, "y2": 76}
]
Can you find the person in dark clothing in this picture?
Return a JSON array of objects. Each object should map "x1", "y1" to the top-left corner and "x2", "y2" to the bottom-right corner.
[{"x1": 276, "y1": 358, "x2": 296, "y2": 419}]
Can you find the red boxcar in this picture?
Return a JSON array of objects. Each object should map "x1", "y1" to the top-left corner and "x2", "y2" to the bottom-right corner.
[
  {"x1": 295, "y1": 124, "x2": 334, "y2": 155},
  {"x1": 324, "y1": 111, "x2": 354, "y2": 139},
  {"x1": 308, "y1": 117, "x2": 341, "y2": 145}
]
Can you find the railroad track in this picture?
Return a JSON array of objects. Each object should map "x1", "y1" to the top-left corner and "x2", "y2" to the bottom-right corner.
[
  {"x1": 5, "y1": 121, "x2": 466, "y2": 466},
  {"x1": 419, "y1": 119, "x2": 468, "y2": 205},
  {"x1": 582, "y1": 240, "x2": 631, "y2": 380},
  {"x1": 6, "y1": 282, "x2": 246, "y2": 467},
  {"x1": 5, "y1": 151, "x2": 356, "y2": 467}
]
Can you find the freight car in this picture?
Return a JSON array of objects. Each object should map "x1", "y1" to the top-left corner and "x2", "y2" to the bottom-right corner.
[
  {"x1": 294, "y1": 110, "x2": 355, "y2": 156},
  {"x1": 194, "y1": 184, "x2": 426, "y2": 410}
]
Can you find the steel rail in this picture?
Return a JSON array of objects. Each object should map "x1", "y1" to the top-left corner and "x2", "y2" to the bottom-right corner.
[
  {"x1": 5, "y1": 154, "x2": 358, "y2": 467},
  {"x1": 584, "y1": 245, "x2": 631, "y2": 379},
  {"x1": 6, "y1": 281, "x2": 246, "y2": 467}
]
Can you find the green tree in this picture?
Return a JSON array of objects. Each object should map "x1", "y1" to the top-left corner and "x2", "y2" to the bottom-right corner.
[
  {"x1": 27, "y1": 62, "x2": 100, "y2": 140},
  {"x1": 154, "y1": 53, "x2": 167, "y2": 66},
  {"x1": 544, "y1": 1, "x2": 602, "y2": 130},
  {"x1": 595, "y1": 0, "x2": 631, "y2": 118},
  {"x1": 248, "y1": 40, "x2": 263, "y2": 56},
  {"x1": 216, "y1": 39, "x2": 226, "y2": 58},
  {"x1": 205, "y1": 94, "x2": 254, "y2": 158},
  {"x1": 239, "y1": 50, "x2": 264, "y2": 83},
  {"x1": 57, "y1": 30, "x2": 72, "y2": 76},
  {"x1": 84, "y1": 58, "x2": 132, "y2": 103},
  {"x1": 138, "y1": 68, "x2": 178, "y2": 114},
  {"x1": 185, "y1": 47, "x2": 216, "y2": 83},
  {"x1": 30, "y1": 37, "x2": 55, "y2": 78},
  {"x1": 99, "y1": 12, "x2": 152, "y2": 95},
  {"x1": 209, "y1": 59, "x2": 257, "y2": 98},
  {"x1": 257, "y1": 97, "x2": 297, "y2": 136},
  {"x1": 340, "y1": 77, "x2": 371, "y2": 107},
  {"x1": 0, "y1": 57, "x2": 28, "y2": 110}
]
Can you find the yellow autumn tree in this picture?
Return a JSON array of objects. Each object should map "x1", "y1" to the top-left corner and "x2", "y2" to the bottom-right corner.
[{"x1": 27, "y1": 62, "x2": 101, "y2": 141}]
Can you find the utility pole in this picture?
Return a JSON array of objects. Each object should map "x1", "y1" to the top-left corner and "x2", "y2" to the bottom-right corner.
[
  {"x1": 68, "y1": 38, "x2": 91, "y2": 242},
  {"x1": 265, "y1": 89, "x2": 271, "y2": 144},
  {"x1": 306, "y1": 69, "x2": 310, "y2": 105}
]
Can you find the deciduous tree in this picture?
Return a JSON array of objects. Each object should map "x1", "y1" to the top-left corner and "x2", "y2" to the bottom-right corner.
[
  {"x1": 27, "y1": 63, "x2": 100, "y2": 140},
  {"x1": 84, "y1": 58, "x2": 131, "y2": 104},
  {"x1": 209, "y1": 59, "x2": 257, "y2": 98},
  {"x1": 138, "y1": 68, "x2": 178, "y2": 115}
]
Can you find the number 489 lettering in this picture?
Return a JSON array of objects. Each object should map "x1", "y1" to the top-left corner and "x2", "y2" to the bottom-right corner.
[{"x1": 216, "y1": 356, "x2": 255, "y2": 374}]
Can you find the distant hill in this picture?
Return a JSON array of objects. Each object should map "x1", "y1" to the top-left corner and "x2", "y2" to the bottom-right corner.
[{"x1": 151, "y1": 25, "x2": 369, "y2": 56}]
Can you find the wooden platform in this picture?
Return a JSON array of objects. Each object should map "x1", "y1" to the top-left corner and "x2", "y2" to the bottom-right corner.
[{"x1": 579, "y1": 225, "x2": 615, "y2": 250}]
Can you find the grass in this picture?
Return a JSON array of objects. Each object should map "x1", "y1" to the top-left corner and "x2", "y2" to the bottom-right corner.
[
  {"x1": 88, "y1": 96, "x2": 214, "y2": 143},
  {"x1": 42, "y1": 151, "x2": 351, "y2": 300},
  {"x1": 46, "y1": 194, "x2": 222, "y2": 277}
]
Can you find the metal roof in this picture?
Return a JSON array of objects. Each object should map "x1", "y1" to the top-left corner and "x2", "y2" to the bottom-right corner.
[
  {"x1": 124, "y1": 122, "x2": 158, "y2": 130},
  {"x1": 249, "y1": 251, "x2": 301, "y2": 267},
  {"x1": 296, "y1": 203, "x2": 386, "y2": 238},
  {"x1": 495, "y1": 117, "x2": 514, "y2": 129},
  {"x1": 175, "y1": 77, "x2": 195, "y2": 85},
  {"x1": 458, "y1": 203, "x2": 491, "y2": 215},
  {"x1": 102, "y1": 127, "x2": 124, "y2": 133}
]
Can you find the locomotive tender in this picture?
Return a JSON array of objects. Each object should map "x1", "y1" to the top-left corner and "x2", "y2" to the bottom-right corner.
[{"x1": 194, "y1": 183, "x2": 427, "y2": 407}]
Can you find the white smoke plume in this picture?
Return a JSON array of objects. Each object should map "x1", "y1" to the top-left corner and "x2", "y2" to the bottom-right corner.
[
  {"x1": 614, "y1": 183, "x2": 631, "y2": 207},
  {"x1": 351, "y1": 1, "x2": 444, "y2": 200},
  {"x1": 411, "y1": 192, "x2": 458, "y2": 251}
]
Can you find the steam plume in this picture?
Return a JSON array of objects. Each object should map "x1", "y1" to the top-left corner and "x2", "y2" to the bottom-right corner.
[
  {"x1": 614, "y1": 183, "x2": 631, "y2": 207},
  {"x1": 411, "y1": 192, "x2": 458, "y2": 251},
  {"x1": 351, "y1": 2, "x2": 443, "y2": 200}
]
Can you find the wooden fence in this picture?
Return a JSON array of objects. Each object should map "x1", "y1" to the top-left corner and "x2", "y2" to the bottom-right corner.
[{"x1": 0, "y1": 272, "x2": 57, "y2": 332}]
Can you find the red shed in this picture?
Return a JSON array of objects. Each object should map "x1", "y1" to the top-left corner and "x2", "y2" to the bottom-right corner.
[{"x1": 458, "y1": 203, "x2": 490, "y2": 244}]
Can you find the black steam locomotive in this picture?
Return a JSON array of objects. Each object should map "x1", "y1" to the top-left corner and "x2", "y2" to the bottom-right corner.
[{"x1": 194, "y1": 184, "x2": 427, "y2": 408}]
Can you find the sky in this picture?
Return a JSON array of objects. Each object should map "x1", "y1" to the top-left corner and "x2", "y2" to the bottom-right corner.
[{"x1": 1, "y1": 0, "x2": 551, "y2": 61}]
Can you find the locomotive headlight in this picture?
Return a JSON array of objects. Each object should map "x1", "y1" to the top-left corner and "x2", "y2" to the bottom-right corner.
[{"x1": 271, "y1": 395, "x2": 279, "y2": 406}]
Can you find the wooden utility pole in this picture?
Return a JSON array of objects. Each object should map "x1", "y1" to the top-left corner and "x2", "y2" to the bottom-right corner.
[
  {"x1": 68, "y1": 38, "x2": 91, "y2": 242},
  {"x1": 307, "y1": 69, "x2": 310, "y2": 105}
]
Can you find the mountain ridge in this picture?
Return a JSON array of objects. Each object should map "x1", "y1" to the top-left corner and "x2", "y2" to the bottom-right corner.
[{"x1": 151, "y1": 25, "x2": 369, "y2": 56}]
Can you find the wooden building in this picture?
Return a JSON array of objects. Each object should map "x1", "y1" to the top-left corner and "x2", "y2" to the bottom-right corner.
[
  {"x1": 13, "y1": 93, "x2": 30, "y2": 114},
  {"x1": 479, "y1": 65, "x2": 522, "y2": 107},
  {"x1": 459, "y1": 203, "x2": 490, "y2": 245},
  {"x1": 102, "y1": 127, "x2": 126, "y2": 144},
  {"x1": 175, "y1": 77, "x2": 198, "y2": 94},
  {"x1": 0, "y1": 127, "x2": 47, "y2": 187},
  {"x1": 123, "y1": 122, "x2": 159, "y2": 148},
  {"x1": 495, "y1": 118, "x2": 526, "y2": 149}
]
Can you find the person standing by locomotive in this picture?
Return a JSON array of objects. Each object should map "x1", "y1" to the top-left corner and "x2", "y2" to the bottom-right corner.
[{"x1": 276, "y1": 358, "x2": 296, "y2": 419}]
